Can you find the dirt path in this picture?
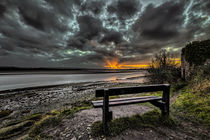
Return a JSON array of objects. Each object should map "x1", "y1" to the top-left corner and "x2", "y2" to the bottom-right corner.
[
  {"x1": 40, "y1": 105, "x2": 152, "y2": 140},
  {"x1": 39, "y1": 92, "x2": 210, "y2": 140},
  {"x1": 170, "y1": 91, "x2": 179, "y2": 103}
]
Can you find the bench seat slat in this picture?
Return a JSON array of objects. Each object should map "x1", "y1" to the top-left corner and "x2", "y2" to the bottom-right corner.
[{"x1": 92, "y1": 96, "x2": 162, "y2": 108}]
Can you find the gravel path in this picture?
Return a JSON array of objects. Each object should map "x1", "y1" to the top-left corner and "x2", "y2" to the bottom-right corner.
[{"x1": 41, "y1": 105, "x2": 152, "y2": 140}]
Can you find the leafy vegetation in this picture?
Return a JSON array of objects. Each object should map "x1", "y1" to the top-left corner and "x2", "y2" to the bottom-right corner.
[
  {"x1": 182, "y1": 39, "x2": 210, "y2": 66},
  {"x1": 91, "y1": 109, "x2": 177, "y2": 137}
]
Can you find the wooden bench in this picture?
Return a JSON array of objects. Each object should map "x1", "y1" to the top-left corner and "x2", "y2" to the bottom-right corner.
[{"x1": 91, "y1": 84, "x2": 170, "y2": 134}]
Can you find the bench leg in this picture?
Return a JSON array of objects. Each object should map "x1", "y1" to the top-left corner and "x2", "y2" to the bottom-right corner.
[
  {"x1": 162, "y1": 86, "x2": 170, "y2": 116},
  {"x1": 103, "y1": 90, "x2": 109, "y2": 135},
  {"x1": 108, "y1": 111, "x2": 113, "y2": 122}
]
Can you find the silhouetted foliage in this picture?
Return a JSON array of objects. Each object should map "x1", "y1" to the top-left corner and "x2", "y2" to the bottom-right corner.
[
  {"x1": 182, "y1": 39, "x2": 210, "y2": 66},
  {"x1": 148, "y1": 49, "x2": 181, "y2": 84}
]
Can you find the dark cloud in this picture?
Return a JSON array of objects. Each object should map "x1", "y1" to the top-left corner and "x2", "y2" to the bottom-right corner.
[
  {"x1": 18, "y1": 1, "x2": 68, "y2": 32},
  {"x1": 19, "y1": 8, "x2": 44, "y2": 31},
  {"x1": 100, "y1": 31, "x2": 123, "y2": 44},
  {"x1": 81, "y1": 0, "x2": 105, "y2": 15},
  {"x1": 68, "y1": 36, "x2": 88, "y2": 50},
  {"x1": 0, "y1": 0, "x2": 210, "y2": 68},
  {"x1": 77, "y1": 15, "x2": 103, "y2": 39},
  {"x1": 133, "y1": 1, "x2": 185, "y2": 40},
  {"x1": 68, "y1": 15, "x2": 104, "y2": 50},
  {"x1": 45, "y1": 0, "x2": 80, "y2": 17},
  {"x1": 0, "y1": 4, "x2": 6, "y2": 17},
  {"x1": 107, "y1": 0, "x2": 141, "y2": 20}
]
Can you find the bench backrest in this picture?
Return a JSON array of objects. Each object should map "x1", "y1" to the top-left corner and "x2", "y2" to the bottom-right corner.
[{"x1": 95, "y1": 84, "x2": 170, "y2": 97}]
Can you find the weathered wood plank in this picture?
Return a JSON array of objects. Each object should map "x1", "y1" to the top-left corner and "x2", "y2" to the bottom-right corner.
[
  {"x1": 95, "y1": 84, "x2": 170, "y2": 97},
  {"x1": 92, "y1": 96, "x2": 162, "y2": 108}
]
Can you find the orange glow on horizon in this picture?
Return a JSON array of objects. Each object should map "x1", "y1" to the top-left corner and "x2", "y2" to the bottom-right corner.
[
  {"x1": 104, "y1": 58, "x2": 150, "y2": 69},
  {"x1": 104, "y1": 57, "x2": 181, "y2": 69}
]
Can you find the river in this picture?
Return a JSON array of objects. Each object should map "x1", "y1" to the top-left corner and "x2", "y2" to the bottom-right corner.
[{"x1": 0, "y1": 71, "x2": 147, "y2": 92}]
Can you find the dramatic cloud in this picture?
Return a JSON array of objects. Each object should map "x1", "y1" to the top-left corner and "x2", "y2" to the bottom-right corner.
[
  {"x1": 107, "y1": 0, "x2": 141, "y2": 20},
  {"x1": 100, "y1": 31, "x2": 123, "y2": 44},
  {"x1": 0, "y1": 4, "x2": 6, "y2": 17},
  {"x1": 133, "y1": 1, "x2": 185, "y2": 40},
  {"x1": 0, "y1": 0, "x2": 209, "y2": 68}
]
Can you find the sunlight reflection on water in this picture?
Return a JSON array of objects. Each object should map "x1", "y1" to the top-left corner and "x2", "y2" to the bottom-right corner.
[{"x1": 0, "y1": 71, "x2": 147, "y2": 91}]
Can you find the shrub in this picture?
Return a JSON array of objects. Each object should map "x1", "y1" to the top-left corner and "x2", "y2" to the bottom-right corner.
[
  {"x1": 148, "y1": 49, "x2": 181, "y2": 84},
  {"x1": 182, "y1": 39, "x2": 210, "y2": 66}
]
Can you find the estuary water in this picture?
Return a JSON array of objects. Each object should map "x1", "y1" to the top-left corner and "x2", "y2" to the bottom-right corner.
[{"x1": 0, "y1": 71, "x2": 147, "y2": 92}]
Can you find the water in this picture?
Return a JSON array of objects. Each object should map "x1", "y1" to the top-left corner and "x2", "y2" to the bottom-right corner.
[{"x1": 0, "y1": 72, "x2": 147, "y2": 92}]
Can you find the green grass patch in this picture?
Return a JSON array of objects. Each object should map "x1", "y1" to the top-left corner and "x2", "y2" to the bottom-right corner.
[
  {"x1": 24, "y1": 113, "x2": 43, "y2": 121},
  {"x1": 59, "y1": 100, "x2": 92, "y2": 117},
  {"x1": 0, "y1": 120, "x2": 34, "y2": 139},
  {"x1": 172, "y1": 87, "x2": 210, "y2": 127},
  {"x1": 28, "y1": 115, "x2": 60, "y2": 137},
  {"x1": 0, "y1": 110, "x2": 13, "y2": 118},
  {"x1": 91, "y1": 109, "x2": 177, "y2": 137}
]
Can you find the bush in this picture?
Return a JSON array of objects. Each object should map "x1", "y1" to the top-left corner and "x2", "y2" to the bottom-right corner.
[
  {"x1": 182, "y1": 39, "x2": 210, "y2": 66},
  {"x1": 148, "y1": 49, "x2": 181, "y2": 84}
]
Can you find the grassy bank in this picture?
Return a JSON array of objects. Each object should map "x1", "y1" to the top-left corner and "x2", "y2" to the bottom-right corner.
[{"x1": 172, "y1": 80, "x2": 210, "y2": 128}]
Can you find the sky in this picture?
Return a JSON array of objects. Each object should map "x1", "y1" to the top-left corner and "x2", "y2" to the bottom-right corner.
[{"x1": 0, "y1": 0, "x2": 209, "y2": 69}]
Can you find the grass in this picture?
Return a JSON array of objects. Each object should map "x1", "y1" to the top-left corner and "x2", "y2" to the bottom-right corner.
[
  {"x1": 28, "y1": 115, "x2": 60, "y2": 137},
  {"x1": 0, "y1": 110, "x2": 13, "y2": 118},
  {"x1": 0, "y1": 120, "x2": 34, "y2": 139},
  {"x1": 91, "y1": 109, "x2": 177, "y2": 137},
  {"x1": 172, "y1": 87, "x2": 210, "y2": 127},
  {"x1": 24, "y1": 113, "x2": 43, "y2": 121}
]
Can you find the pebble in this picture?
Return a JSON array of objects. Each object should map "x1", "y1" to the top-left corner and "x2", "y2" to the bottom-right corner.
[{"x1": 66, "y1": 134, "x2": 70, "y2": 138}]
